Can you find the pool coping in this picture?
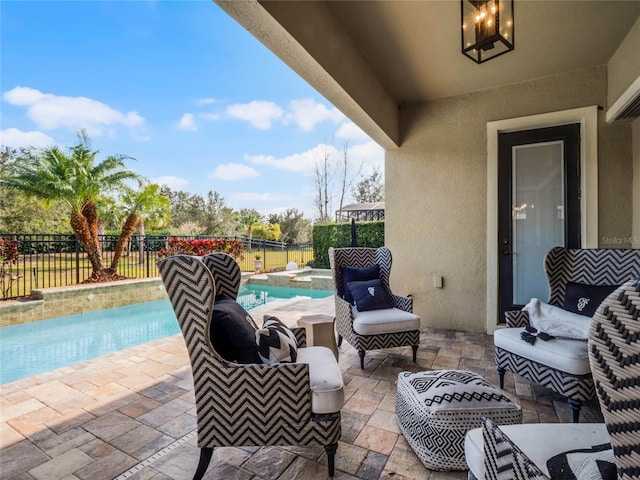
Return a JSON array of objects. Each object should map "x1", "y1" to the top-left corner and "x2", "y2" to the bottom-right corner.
[
  {"x1": 0, "y1": 278, "x2": 167, "y2": 326},
  {"x1": 246, "y1": 268, "x2": 333, "y2": 290}
]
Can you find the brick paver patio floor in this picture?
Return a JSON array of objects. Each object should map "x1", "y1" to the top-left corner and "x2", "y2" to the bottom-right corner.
[{"x1": 0, "y1": 296, "x2": 603, "y2": 479}]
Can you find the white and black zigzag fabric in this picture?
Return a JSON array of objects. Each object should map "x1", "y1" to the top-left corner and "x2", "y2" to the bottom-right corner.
[
  {"x1": 157, "y1": 254, "x2": 341, "y2": 451},
  {"x1": 499, "y1": 248, "x2": 640, "y2": 417},
  {"x1": 202, "y1": 253, "x2": 241, "y2": 300},
  {"x1": 256, "y1": 315, "x2": 298, "y2": 364},
  {"x1": 329, "y1": 247, "x2": 420, "y2": 367},
  {"x1": 545, "y1": 248, "x2": 640, "y2": 308},
  {"x1": 396, "y1": 370, "x2": 522, "y2": 471},
  {"x1": 495, "y1": 347, "x2": 595, "y2": 402},
  {"x1": 482, "y1": 418, "x2": 549, "y2": 480},
  {"x1": 589, "y1": 279, "x2": 640, "y2": 480}
]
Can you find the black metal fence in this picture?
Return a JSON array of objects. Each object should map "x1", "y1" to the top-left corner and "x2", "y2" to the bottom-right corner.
[{"x1": 0, "y1": 234, "x2": 314, "y2": 300}]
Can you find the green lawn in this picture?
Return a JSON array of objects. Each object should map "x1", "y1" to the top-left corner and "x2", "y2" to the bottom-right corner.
[{"x1": 2, "y1": 248, "x2": 315, "y2": 300}]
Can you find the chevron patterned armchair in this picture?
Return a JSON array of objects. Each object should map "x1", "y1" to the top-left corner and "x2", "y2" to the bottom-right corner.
[
  {"x1": 329, "y1": 247, "x2": 420, "y2": 369},
  {"x1": 158, "y1": 253, "x2": 343, "y2": 480},
  {"x1": 465, "y1": 279, "x2": 640, "y2": 480},
  {"x1": 494, "y1": 247, "x2": 640, "y2": 422}
]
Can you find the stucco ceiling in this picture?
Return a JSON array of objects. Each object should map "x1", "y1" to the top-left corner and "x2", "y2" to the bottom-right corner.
[
  {"x1": 217, "y1": 0, "x2": 640, "y2": 147},
  {"x1": 224, "y1": 1, "x2": 640, "y2": 103},
  {"x1": 322, "y1": 1, "x2": 640, "y2": 103}
]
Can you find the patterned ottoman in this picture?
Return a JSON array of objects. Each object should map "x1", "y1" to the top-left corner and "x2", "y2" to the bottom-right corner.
[{"x1": 396, "y1": 369, "x2": 522, "y2": 471}]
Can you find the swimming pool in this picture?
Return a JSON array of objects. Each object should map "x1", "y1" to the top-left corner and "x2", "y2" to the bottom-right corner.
[{"x1": 0, "y1": 284, "x2": 332, "y2": 384}]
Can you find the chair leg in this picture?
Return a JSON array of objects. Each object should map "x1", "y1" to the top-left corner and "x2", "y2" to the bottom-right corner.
[
  {"x1": 411, "y1": 345, "x2": 418, "y2": 363},
  {"x1": 358, "y1": 350, "x2": 366, "y2": 369},
  {"x1": 325, "y1": 443, "x2": 338, "y2": 477},
  {"x1": 497, "y1": 366, "x2": 505, "y2": 389},
  {"x1": 568, "y1": 398, "x2": 582, "y2": 423},
  {"x1": 337, "y1": 335, "x2": 343, "y2": 347},
  {"x1": 193, "y1": 447, "x2": 213, "y2": 480}
]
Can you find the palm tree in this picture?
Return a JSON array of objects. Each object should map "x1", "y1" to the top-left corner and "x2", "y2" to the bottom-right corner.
[
  {"x1": 110, "y1": 183, "x2": 170, "y2": 269},
  {"x1": 96, "y1": 196, "x2": 125, "y2": 237},
  {"x1": 238, "y1": 208, "x2": 262, "y2": 250},
  {"x1": 0, "y1": 130, "x2": 140, "y2": 280}
]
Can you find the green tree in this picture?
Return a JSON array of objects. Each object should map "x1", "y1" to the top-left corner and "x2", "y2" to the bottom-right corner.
[
  {"x1": 96, "y1": 196, "x2": 126, "y2": 236},
  {"x1": 237, "y1": 208, "x2": 262, "y2": 250},
  {"x1": 252, "y1": 222, "x2": 281, "y2": 241},
  {"x1": 160, "y1": 186, "x2": 206, "y2": 232},
  {"x1": 0, "y1": 147, "x2": 69, "y2": 233},
  {"x1": 0, "y1": 130, "x2": 141, "y2": 280},
  {"x1": 201, "y1": 190, "x2": 236, "y2": 236},
  {"x1": 268, "y1": 209, "x2": 312, "y2": 243},
  {"x1": 111, "y1": 183, "x2": 170, "y2": 268},
  {"x1": 352, "y1": 167, "x2": 384, "y2": 203}
]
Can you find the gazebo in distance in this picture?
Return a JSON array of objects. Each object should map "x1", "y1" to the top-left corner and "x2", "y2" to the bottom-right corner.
[{"x1": 335, "y1": 202, "x2": 385, "y2": 222}]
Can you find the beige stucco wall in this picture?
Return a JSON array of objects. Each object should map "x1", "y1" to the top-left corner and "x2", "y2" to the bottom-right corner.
[
  {"x1": 386, "y1": 66, "x2": 633, "y2": 332},
  {"x1": 607, "y1": 17, "x2": 640, "y2": 107},
  {"x1": 634, "y1": 118, "x2": 640, "y2": 247}
]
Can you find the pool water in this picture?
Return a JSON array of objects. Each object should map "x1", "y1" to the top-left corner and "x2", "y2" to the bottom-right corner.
[{"x1": 0, "y1": 284, "x2": 332, "y2": 384}]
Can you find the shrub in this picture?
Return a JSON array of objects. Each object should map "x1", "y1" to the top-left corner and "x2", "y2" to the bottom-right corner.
[
  {"x1": 157, "y1": 237, "x2": 245, "y2": 260},
  {"x1": 0, "y1": 239, "x2": 21, "y2": 300}
]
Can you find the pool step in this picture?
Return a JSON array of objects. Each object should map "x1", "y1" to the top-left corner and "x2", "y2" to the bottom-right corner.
[{"x1": 246, "y1": 269, "x2": 333, "y2": 290}]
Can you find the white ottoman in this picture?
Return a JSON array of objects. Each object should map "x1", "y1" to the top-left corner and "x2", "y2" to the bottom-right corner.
[{"x1": 396, "y1": 369, "x2": 522, "y2": 470}]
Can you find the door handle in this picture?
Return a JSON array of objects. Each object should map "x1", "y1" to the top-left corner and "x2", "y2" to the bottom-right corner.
[{"x1": 503, "y1": 250, "x2": 514, "y2": 255}]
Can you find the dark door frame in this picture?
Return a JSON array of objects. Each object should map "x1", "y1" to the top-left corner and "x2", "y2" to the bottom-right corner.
[
  {"x1": 497, "y1": 124, "x2": 581, "y2": 319},
  {"x1": 485, "y1": 107, "x2": 599, "y2": 332}
]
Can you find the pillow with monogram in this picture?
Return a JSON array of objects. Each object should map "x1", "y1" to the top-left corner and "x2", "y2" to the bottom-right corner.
[
  {"x1": 341, "y1": 264, "x2": 380, "y2": 304},
  {"x1": 562, "y1": 282, "x2": 619, "y2": 317},
  {"x1": 348, "y1": 278, "x2": 393, "y2": 312}
]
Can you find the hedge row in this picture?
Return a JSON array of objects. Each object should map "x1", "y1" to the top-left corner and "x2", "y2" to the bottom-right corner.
[{"x1": 312, "y1": 221, "x2": 384, "y2": 268}]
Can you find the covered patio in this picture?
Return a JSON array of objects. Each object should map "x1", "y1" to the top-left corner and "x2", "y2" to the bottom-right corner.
[
  {"x1": 1, "y1": 297, "x2": 602, "y2": 480},
  {"x1": 216, "y1": 0, "x2": 640, "y2": 333},
  {"x1": 2, "y1": 2, "x2": 637, "y2": 478}
]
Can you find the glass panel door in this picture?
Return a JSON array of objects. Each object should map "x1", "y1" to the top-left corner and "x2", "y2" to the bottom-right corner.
[{"x1": 511, "y1": 141, "x2": 564, "y2": 304}]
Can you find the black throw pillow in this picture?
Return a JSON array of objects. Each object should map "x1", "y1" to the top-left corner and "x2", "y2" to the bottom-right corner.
[
  {"x1": 341, "y1": 264, "x2": 380, "y2": 303},
  {"x1": 348, "y1": 279, "x2": 393, "y2": 312},
  {"x1": 210, "y1": 295, "x2": 262, "y2": 364},
  {"x1": 562, "y1": 282, "x2": 619, "y2": 317}
]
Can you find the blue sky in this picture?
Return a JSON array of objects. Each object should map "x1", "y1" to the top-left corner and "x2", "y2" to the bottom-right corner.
[{"x1": 0, "y1": 0, "x2": 383, "y2": 220}]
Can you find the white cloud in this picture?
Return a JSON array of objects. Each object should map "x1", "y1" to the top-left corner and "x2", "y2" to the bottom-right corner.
[
  {"x1": 335, "y1": 121, "x2": 370, "y2": 142},
  {"x1": 196, "y1": 97, "x2": 217, "y2": 106},
  {"x1": 247, "y1": 143, "x2": 338, "y2": 175},
  {"x1": 226, "y1": 101, "x2": 283, "y2": 130},
  {"x1": 284, "y1": 98, "x2": 344, "y2": 131},
  {"x1": 209, "y1": 163, "x2": 260, "y2": 181},
  {"x1": 178, "y1": 113, "x2": 197, "y2": 131},
  {"x1": 151, "y1": 176, "x2": 189, "y2": 189},
  {"x1": 2, "y1": 86, "x2": 145, "y2": 137},
  {"x1": 348, "y1": 141, "x2": 385, "y2": 175},
  {"x1": 199, "y1": 112, "x2": 220, "y2": 121},
  {"x1": 0, "y1": 128, "x2": 54, "y2": 148}
]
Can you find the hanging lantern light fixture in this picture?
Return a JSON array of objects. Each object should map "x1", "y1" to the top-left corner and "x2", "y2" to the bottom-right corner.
[{"x1": 461, "y1": 0, "x2": 514, "y2": 64}]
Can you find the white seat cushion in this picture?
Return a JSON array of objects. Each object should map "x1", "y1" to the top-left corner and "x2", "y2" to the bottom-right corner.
[
  {"x1": 493, "y1": 327, "x2": 590, "y2": 375},
  {"x1": 351, "y1": 306, "x2": 420, "y2": 335},
  {"x1": 296, "y1": 346, "x2": 344, "y2": 414},
  {"x1": 464, "y1": 423, "x2": 610, "y2": 479}
]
